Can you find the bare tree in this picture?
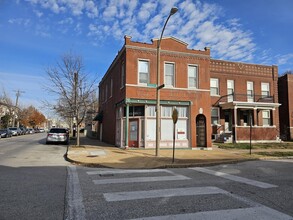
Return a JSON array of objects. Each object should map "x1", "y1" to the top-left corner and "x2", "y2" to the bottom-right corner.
[
  {"x1": 44, "y1": 52, "x2": 99, "y2": 146},
  {"x1": 0, "y1": 88, "x2": 16, "y2": 128}
]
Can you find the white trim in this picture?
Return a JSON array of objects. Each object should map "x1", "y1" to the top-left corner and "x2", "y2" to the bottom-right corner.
[
  {"x1": 187, "y1": 64, "x2": 199, "y2": 89},
  {"x1": 164, "y1": 61, "x2": 175, "y2": 87},
  {"x1": 137, "y1": 59, "x2": 150, "y2": 85},
  {"x1": 125, "y1": 83, "x2": 210, "y2": 92}
]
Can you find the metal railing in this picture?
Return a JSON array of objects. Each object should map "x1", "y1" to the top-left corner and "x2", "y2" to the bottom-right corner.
[{"x1": 214, "y1": 93, "x2": 274, "y2": 106}]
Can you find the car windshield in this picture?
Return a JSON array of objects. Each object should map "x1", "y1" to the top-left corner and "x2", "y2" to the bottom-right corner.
[
  {"x1": 9, "y1": 128, "x2": 17, "y2": 130},
  {"x1": 49, "y1": 128, "x2": 67, "y2": 133},
  {"x1": 0, "y1": 129, "x2": 6, "y2": 132}
]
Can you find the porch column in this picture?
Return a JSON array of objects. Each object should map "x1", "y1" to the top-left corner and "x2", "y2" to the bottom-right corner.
[
  {"x1": 234, "y1": 107, "x2": 237, "y2": 142},
  {"x1": 125, "y1": 104, "x2": 129, "y2": 148}
]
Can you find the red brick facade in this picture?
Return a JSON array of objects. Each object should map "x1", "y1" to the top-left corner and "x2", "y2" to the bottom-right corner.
[
  {"x1": 97, "y1": 36, "x2": 281, "y2": 149},
  {"x1": 278, "y1": 73, "x2": 293, "y2": 140}
]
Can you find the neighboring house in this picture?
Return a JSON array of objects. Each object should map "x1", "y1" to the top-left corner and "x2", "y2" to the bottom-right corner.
[
  {"x1": 210, "y1": 60, "x2": 280, "y2": 143},
  {"x1": 96, "y1": 36, "x2": 281, "y2": 149},
  {"x1": 278, "y1": 73, "x2": 293, "y2": 141}
]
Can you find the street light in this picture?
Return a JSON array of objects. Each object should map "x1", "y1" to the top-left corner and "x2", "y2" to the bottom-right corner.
[{"x1": 156, "y1": 7, "x2": 178, "y2": 156}]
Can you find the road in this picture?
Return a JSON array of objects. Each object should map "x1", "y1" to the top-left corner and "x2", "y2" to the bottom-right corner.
[
  {"x1": 0, "y1": 133, "x2": 69, "y2": 220},
  {"x1": 1, "y1": 134, "x2": 293, "y2": 220}
]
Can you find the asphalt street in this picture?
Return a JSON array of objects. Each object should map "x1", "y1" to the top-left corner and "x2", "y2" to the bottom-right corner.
[
  {"x1": 72, "y1": 160, "x2": 293, "y2": 219},
  {"x1": 0, "y1": 133, "x2": 69, "y2": 220},
  {"x1": 1, "y1": 134, "x2": 293, "y2": 220}
]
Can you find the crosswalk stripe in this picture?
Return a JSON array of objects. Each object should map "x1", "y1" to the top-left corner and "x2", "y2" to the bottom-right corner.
[
  {"x1": 190, "y1": 167, "x2": 277, "y2": 188},
  {"x1": 130, "y1": 206, "x2": 293, "y2": 220},
  {"x1": 93, "y1": 175, "x2": 190, "y2": 185},
  {"x1": 87, "y1": 169, "x2": 174, "y2": 175},
  {"x1": 103, "y1": 186, "x2": 226, "y2": 202}
]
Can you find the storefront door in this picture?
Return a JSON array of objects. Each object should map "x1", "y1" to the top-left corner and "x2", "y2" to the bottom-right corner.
[
  {"x1": 129, "y1": 119, "x2": 139, "y2": 147},
  {"x1": 196, "y1": 114, "x2": 206, "y2": 147}
]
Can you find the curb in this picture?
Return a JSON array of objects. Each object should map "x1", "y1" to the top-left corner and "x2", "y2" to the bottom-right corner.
[{"x1": 64, "y1": 152, "x2": 256, "y2": 169}]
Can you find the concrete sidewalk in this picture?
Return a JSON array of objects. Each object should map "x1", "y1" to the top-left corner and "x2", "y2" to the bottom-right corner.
[{"x1": 66, "y1": 135, "x2": 258, "y2": 169}]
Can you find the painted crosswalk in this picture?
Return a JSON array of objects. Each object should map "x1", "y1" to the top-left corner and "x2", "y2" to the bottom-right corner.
[
  {"x1": 68, "y1": 167, "x2": 292, "y2": 219},
  {"x1": 103, "y1": 186, "x2": 225, "y2": 202},
  {"x1": 190, "y1": 167, "x2": 278, "y2": 188},
  {"x1": 131, "y1": 206, "x2": 293, "y2": 220}
]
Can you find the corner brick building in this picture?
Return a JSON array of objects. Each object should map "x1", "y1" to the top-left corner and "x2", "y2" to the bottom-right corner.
[
  {"x1": 278, "y1": 73, "x2": 293, "y2": 140},
  {"x1": 96, "y1": 36, "x2": 281, "y2": 149}
]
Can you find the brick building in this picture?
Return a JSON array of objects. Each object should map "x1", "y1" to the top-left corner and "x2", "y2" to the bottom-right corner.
[
  {"x1": 96, "y1": 36, "x2": 281, "y2": 149},
  {"x1": 278, "y1": 73, "x2": 293, "y2": 140}
]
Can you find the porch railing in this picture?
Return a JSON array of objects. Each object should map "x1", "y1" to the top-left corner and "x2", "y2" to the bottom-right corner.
[{"x1": 213, "y1": 93, "x2": 274, "y2": 106}]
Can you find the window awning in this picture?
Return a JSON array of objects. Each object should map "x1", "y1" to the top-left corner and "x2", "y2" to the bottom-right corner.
[{"x1": 93, "y1": 111, "x2": 103, "y2": 122}]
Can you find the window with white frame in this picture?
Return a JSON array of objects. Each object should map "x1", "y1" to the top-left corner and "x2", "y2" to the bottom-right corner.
[
  {"x1": 211, "y1": 107, "x2": 219, "y2": 125},
  {"x1": 210, "y1": 78, "x2": 219, "y2": 95},
  {"x1": 147, "y1": 106, "x2": 156, "y2": 117},
  {"x1": 227, "y1": 80, "x2": 234, "y2": 102},
  {"x1": 121, "y1": 61, "x2": 125, "y2": 88},
  {"x1": 138, "y1": 60, "x2": 149, "y2": 84},
  {"x1": 165, "y1": 62, "x2": 175, "y2": 87},
  {"x1": 261, "y1": 83, "x2": 270, "y2": 97},
  {"x1": 177, "y1": 107, "x2": 188, "y2": 118},
  {"x1": 162, "y1": 106, "x2": 172, "y2": 117},
  {"x1": 160, "y1": 106, "x2": 188, "y2": 141},
  {"x1": 262, "y1": 110, "x2": 271, "y2": 126},
  {"x1": 247, "y1": 81, "x2": 254, "y2": 102},
  {"x1": 188, "y1": 65, "x2": 198, "y2": 88}
]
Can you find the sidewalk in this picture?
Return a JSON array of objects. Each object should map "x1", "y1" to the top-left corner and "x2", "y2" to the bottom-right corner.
[{"x1": 66, "y1": 135, "x2": 259, "y2": 169}]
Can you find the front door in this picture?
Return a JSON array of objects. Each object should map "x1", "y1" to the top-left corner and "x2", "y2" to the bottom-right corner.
[
  {"x1": 196, "y1": 114, "x2": 206, "y2": 147},
  {"x1": 129, "y1": 119, "x2": 139, "y2": 147}
]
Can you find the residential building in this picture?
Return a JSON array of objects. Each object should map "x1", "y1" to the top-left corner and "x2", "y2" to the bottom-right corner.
[
  {"x1": 278, "y1": 73, "x2": 293, "y2": 140},
  {"x1": 211, "y1": 60, "x2": 280, "y2": 143},
  {"x1": 96, "y1": 36, "x2": 281, "y2": 149}
]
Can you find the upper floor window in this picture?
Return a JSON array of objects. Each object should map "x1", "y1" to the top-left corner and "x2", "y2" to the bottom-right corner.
[
  {"x1": 138, "y1": 60, "x2": 149, "y2": 84},
  {"x1": 227, "y1": 80, "x2": 234, "y2": 102},
  {"x1": 247, "y1": 81, "x2": 254, "y2": 102},
  {"x1": 210, "y1": 78, "x2": 219, "y2": 95},
  {"x1": 188, "y1": 65, "x2": 198, "y2": 88},
  {"x1": 164, "y1": 62, "x2": 175, "y2": 87},
  {"x1": 261, "y1": 83, "x2": 270, "y2": 97},
  {"x1": 121, "y1": 61, "x2": 125, "y2": 88}
]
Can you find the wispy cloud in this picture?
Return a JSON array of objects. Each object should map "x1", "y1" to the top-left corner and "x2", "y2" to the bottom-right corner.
[{"x1": 24, "y1": 0, "x2": 258, "y2": 63}]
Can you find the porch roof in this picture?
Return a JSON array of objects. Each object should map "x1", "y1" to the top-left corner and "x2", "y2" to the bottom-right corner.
[{"x1": 219, "y1": 101, "x2": 281, "y2": 110}]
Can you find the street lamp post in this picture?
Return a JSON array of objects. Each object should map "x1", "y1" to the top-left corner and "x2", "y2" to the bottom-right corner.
[{"x1": 156, "y1": 7, "x2": 178, "y2": 156}]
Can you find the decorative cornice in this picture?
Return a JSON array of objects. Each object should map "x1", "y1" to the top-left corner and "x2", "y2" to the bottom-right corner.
[{"x1": 125, "y1": 45, "x2": 210, "y2": 60}]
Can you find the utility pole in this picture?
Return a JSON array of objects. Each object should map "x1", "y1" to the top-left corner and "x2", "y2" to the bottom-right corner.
[{"x1": 12, "y1": 90, "x2": 25, "y2": 127}]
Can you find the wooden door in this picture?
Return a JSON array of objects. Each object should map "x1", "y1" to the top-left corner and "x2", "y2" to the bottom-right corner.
[{"x1": 129, "y1": 119, "x2": 139, "y2": 147}]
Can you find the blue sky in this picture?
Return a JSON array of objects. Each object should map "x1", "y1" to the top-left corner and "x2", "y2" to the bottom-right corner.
[{"x1": 0, "y1": 0, "x2": 292, "y2": 114}]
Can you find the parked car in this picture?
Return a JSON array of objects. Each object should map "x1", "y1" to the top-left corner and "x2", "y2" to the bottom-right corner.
[
  {"x1": 8, "y1": 127, "x2": 22, "y2": 136},
  {"x1": 27, "y1": 128, "x2": 35, "y2": 134},
  {"x1": 20, "y1": 127, "x2": 27, "y2": 135},
  {"x1": 39, "y1": 128, "x2": 45, "y2": 133},
  {"x1": 46, "y1": 128, "x2": 69, "y2": 144},
  {"x1": 0, "y1": 128, "x2": 13, "y2": 138}
]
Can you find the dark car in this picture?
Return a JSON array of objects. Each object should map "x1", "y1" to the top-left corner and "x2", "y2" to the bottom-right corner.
[
  {"x1": 0, "y1": 128, "x2": 13, "y2": 138},
  {"x1": 46, "y1": 128, "x2": 69, "y2": 144}
]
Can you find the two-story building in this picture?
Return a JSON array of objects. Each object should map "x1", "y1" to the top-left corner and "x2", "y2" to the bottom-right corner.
[
  {"x1": 278, "y1": 73, "x2": 293, "y2": 141},
  {"x1": 96, "y1": 36, "x2": 281, "y2": 149},
  {"x1": 210, "y1": 60, "x2": 280, "y2": 143}
]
